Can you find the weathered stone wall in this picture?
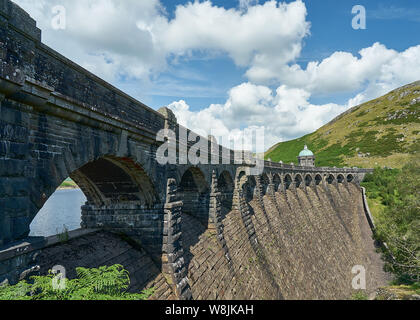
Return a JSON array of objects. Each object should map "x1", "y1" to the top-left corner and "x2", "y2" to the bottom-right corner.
[
  {"x1": 178, "y1": 181, "x2": 389, "y2": 300},
  {"x1": 1, "y1": 180, "x2": 389, "y2": 300}
]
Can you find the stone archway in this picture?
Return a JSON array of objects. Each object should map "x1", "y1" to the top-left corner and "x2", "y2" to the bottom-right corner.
[
  {"x1": 178, "y1": 167, "x2": 210, "y2": 225},
  {"x1": 273, "y1": 174, "x2": 281, "y2": 192},
  {"x1": 305, "y1": 174, "x2": 313, "y2": 187},
  {"x1": 295, "y1": 174, "x2": 303, "y2": 188}
]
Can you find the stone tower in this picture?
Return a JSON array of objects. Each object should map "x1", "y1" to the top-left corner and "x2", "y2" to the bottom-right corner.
[{"x1": 298, "y1": 145, "x2": 315, "y2": 167}]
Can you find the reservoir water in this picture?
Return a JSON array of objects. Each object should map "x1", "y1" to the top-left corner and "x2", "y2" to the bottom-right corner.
[{"x1": 29, "y1": 189, "x2": 86, "y2": 237}]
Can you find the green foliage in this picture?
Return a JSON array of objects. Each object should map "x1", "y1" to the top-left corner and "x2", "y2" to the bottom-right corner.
[
  {"x1": 57, "y1": 225, "x2": 69, "y2": 243},
  {"x1": 361, "y1": 160, "x2": 420, "y2": 284},
  {"x1": 59, "y1": 178, "x2": 78, "y2": 189},
  {"x1": 0, "y1": 265, "x2": 154, "y2": 301},
  {"x1": 351, "y1": 291, "x2": 369, "y2": 300}
]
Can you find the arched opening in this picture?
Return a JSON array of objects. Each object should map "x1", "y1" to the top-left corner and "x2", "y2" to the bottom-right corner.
[
  {"x1": 218, "y1": 171, "x2": 234, "y2": 216},
  {"x1": 337, "y1": 174, "x2": 345, "y2": 184},
  {"x1": 295, "y1": 174, "x2": 303, "y2": 188},
  {"x1": 326, "y1": 174, "x2": 335, "y2": 185},
  {"x1": 244, "y1": 176, "x2": 257, "y2": 202},
  {"x1": 30, "y1": 178, "x2": 86, "y2": 237},
  {"x1": 178, "y1": 167, "x2": 210, "y2": 224},
  {"x1": 261, "y1": 173, "x2": 270, "y2": 195},
  {"x1": 305, "y1": 174, "x2": 313, "y2": 187},
  {"x1": 30, "y1": 156, "x2": 158, "y2": 237},
  {"x1": 284, "y1": 174, "x2": 292, "y2": 190},
  {"x1": 347, "y1": 174, "x2": 354, "y2": 183},
  {"x1": 28, "y1": 156, "x2": 163, "y2": 294},
  {"x1": 273, "y1": 174, "x2": 281, "y2": 192},
  {"x1": 315, "y1": 174, "x2": 322, "y2": 186}
]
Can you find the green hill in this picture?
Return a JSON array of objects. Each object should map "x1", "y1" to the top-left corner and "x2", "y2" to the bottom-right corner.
[{"x1": 265, "y1": 81, "x2": 420, "y2": 168}]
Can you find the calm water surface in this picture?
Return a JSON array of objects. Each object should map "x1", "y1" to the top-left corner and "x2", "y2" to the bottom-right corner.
[{"x1": 29, "y1": 189, "x2": 86, "y2": 237}]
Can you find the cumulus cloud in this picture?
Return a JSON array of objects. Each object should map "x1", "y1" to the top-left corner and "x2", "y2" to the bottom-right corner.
[
  {"x1": 256, "y1": 42, "x2": 420, "y2": 104},
  {"x1": 169, "y1": 83, "x2": 347, "y2": 151},
  {"x1": 14, "y1": 0, "x2": 309, "y2": 84}
]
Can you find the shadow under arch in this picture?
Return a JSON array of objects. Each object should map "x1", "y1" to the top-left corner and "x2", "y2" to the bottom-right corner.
[
  {"x1": 347, "y1": 174, "x2": 354, "y2": 183},
  {"x1": 244, "y1": 175, "x2": 257, "y2": 202},
  {"x1": 71, "y1": 156, "x2": 159, "y2": 207},
  {"x1": 178, "y1": 167, "x2": 210, "y2": 224},
  {"x1": 177, "y1": 167, "x2": 211, "y2": 285},
  {"x1": 305, "y1": 174, "x2": 313, "y2": 187},
  {"x1": 337, "y1": 174, "x2": 345, "y2": 184},
  {"x1": 261, "y1": 173, "x2": 270, "y2": 195},
  {"x1": 315, "y1": 174, "x2": 323, "y2": 186},
  {"x1": 294, "y1": 174, "x2": 303, "y2": 189},
  {"x1": 218, "y1": 170, "x2": 234, "y2": 218},
  {"x1": 326, "y1": 174, "x2": 335, "y2": 185},
  {"x1": 284, "y1": 174, "x2": 292, "y2": 190},
  {"x1": 273, "y1": 174, "x2": 281, "y2": 192}
]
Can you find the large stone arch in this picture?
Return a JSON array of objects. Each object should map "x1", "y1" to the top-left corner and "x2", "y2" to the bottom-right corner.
[
  {"x1": 337, "y1": 174, "x2": 345, "y2": 184},
  {"x1": 347, "y1": 174, "x2": 355, "y2": 183},
  {"x1": 70, "y1": 156, "x2": 158, "y2": 207},
  {"x1": 11, "y1": 126, "x2": 164, "y2": 244},
  {"x1": 177, "y1": 167, "x2": 210, "y2": 225}
]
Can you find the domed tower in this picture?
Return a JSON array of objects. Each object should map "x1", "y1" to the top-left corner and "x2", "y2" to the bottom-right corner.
[{"x1": 298, "y1": 145, "x2": 315, "y2": 167}]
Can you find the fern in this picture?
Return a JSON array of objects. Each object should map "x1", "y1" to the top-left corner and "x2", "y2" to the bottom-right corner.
[{"x1": 0, "y1": 265, "x2": 154, "y2": 301}]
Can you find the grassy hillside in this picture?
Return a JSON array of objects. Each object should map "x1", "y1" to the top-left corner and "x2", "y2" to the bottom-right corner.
[{"x1": 265, "y1": 81, "x2": 420, "y2": 168}]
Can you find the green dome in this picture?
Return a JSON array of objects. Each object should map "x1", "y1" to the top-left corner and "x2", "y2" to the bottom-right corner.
[{"x1": 299, "y1": 145, "x2": 314, "y2": 157}]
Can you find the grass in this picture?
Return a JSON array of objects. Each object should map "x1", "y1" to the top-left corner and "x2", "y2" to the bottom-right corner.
[
  {"x1": 265, "y1": 81, "x2": 420, "y2": 168},
  {"x1": 59, "y1": 178, "x2": 79, "y2": 189}
]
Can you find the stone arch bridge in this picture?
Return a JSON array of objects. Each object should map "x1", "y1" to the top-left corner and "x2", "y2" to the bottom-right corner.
[{"x1": 0, "y1": 1, "x2": 383, "y2": 300}]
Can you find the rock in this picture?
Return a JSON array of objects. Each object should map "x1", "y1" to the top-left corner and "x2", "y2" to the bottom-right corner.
[
  {"x1": 410, "y1": 96, "x2": 420, "y2": 105},
  {"x1": 1, "y1": 278, "x2": 9, "y2": 287}
]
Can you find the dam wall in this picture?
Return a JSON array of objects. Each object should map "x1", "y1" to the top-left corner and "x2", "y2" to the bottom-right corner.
[{"x1": 1, "y1": 181, "x2": 389, "y2": 300}]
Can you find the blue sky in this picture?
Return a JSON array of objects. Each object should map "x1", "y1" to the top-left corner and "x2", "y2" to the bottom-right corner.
[
  {"x1": 144, "y1": 0, "x2": 420, "y2": 110},
  {"x1": 14, "y1": 0, "x2": 420, "y2": 149}
]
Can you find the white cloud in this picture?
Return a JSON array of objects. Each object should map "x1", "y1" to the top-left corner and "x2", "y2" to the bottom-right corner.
[
  {"x1": 14, "y1": 0, "x2": 309, "y2": 85},
  {"x1": 159, "y1": 0, "x2": 309, "y2": 67},
  {"x1": 255, "y1": 42, "x2": 420, "y2": 103},
  {"x1": 169, "y1": 83, "x2": 347, "y2": 151}
]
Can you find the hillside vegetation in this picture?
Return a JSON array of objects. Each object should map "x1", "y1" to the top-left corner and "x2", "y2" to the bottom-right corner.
[
  {"x1": 265, "y1": 81, "x2": 420, "y2": 168},
  {"x1": 361, "y1": 161, "x2": 419, "y2": 285}
]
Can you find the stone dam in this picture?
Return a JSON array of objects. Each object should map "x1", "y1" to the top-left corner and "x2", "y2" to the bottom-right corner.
[{"x1": 0, "y1": 0, "x2": 390, "y2": 300}]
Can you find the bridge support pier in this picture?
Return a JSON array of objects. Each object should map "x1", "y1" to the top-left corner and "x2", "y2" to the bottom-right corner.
[{"x1": 162, "y1": 179, "x2": 191, "y2": 300}]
